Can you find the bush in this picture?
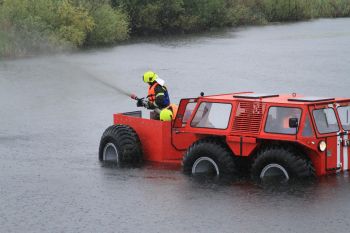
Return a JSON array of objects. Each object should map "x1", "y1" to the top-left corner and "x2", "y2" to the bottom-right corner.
[
  {"x1": 135, "y1": 2, "x2": 162, "y2": 32},
  {"x1": 0, "y1": 0, "x2": 95, "y2": 57},
  {"x1": 0, "y1": 30, "x2": 13, "y2": 57},
  {"x1": 260, "y1": 0, "x2": 350, "y2": 21},
  {"x1": 87, "y1": 4, "x2": 129, "y2": 45},
  {"x1": 1, "y1": 0, "x2": 350, "y2": 57},
  {"x1": 54, "y1": 0, "x2": 94, "y2": 46},
  {"x1": 158, "y1": 0, "x2": 184, "y2": 31},
  {"x1": 322, "y1": 0, "x2": 350, "y2": 17},
  {"x1": 260, "y1": 0, "x2": 308, "y2": 21},
  {"x1": 117, "y1": 0, "x2": 185, "y2": 34},
  {"x1": 0, "y1": 0, "x2": 55, "y2": 57},
  {"x1": 225, "y1": 0, "x2": 267, "y2": 26}
]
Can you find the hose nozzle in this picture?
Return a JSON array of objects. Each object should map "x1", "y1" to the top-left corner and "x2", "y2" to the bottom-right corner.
[{"x1": 130, "y1": 94, "x2": 138, "y2": 100}]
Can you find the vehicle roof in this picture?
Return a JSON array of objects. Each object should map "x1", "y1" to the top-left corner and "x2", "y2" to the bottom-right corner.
[{"x1": 203, "y1": 92, "x2": 350, "y2": 105}]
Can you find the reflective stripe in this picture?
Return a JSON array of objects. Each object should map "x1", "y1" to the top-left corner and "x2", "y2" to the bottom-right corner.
[
  {"x1": 337, "y1": 134, "x2": 341, "y2": 171},
  {"x1": 344, "y1": 134, "x2": 348, "y2": 171},
  {"x1": 156, "y1": 93, "x2": 164, "y2": 97}
]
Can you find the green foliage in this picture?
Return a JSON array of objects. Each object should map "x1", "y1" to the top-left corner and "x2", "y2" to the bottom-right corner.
[
  {"x1": 115, "y1": 0, "x2": 185, "y2": 34},
  {"x1": 87, "y1": 4, "x2": 129, "y2": 45},
  {"x1": 115, "y1": 0, "x2": 349, "y2": 34},
  {"x1": 260, "y1": 0, "x2": 350, "y2": 21},
  {"x1": 1, "y1": 0, "x2": 350, "y2": 57},
  {"x1": 55, "y1": 0, "x2": 94, "y2": 46},
  {"x1": 189, "y1": 0, "x2": 227, "y2": 27},
  {"x1": 261, "y1": 0, "x2": 311, "y2": 21},
  {"x1": 225, "y1": 0, "x2": 267, "y2": 26},
  {"x1": 0, "y1": 30, "x2": 12, "y2": 57},
  {"x1": 0, "y1": 0, "x2": 131, "y2": 57},
  {"x1": 135, "y1": 2, "x2": 162, "y2": 32},
  {"x1": 158, "y1": 0, "x2": 184, "y2": 31},
  {"x1": 0, "y1": 0, "x2": 96, "y2": 57},
  {"x1": 0, "y1": 0, "x2": 56, "y2": 57},
  {"x1": 317, "y1": 0, "x2": 350, "y2": 17}
]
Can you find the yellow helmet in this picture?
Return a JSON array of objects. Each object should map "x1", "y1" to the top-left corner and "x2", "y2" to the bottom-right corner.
[
  {"x1": 143, "y1": 71, "x2": 158, "y2": 83},
  {"x1": 160, "y1": 108, "x2": 173, "y2": 121}
]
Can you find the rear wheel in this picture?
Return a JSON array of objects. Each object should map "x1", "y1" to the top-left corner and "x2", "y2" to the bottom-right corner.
[
  {"x1": 183, "y1": 139, "x2": 236, "y2": 177},
  {"x1": 99, "y1": 124, "x2": 142, "y2": 165},
  {"x1": 251, "y1": 147, "x2": 315, "y2": 183}
]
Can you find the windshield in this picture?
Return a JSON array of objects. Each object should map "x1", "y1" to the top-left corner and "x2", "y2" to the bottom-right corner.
[
  {"x1": 312, "y1": 108, "x2": 339, "y2": 134},
  {"x1": 338, "y1": 105, "x2": 350, "y2": 131}
]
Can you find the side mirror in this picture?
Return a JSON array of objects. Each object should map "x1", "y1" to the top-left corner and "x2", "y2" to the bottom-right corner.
[{"x1": 289, "y1": 118, "x2": 299, "y2": 128}]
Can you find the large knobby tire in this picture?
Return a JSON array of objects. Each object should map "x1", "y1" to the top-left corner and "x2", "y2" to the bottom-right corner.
[
  {"x1": 183, "y1": 139, "x2": 236, "y2": 177},
  {"x1": 251, "y1": 147, "x2": 315, "y2": 183},
  {"x1": 99, "y1": 124, "x2": 142, "y2": 165}
]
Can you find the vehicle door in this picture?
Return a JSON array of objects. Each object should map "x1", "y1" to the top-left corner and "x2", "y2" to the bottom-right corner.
[
  {"x1": 172, "y1": 98, "x2": 199, "y2": 150},
  {"x1": 310, "y1": 105, "x2": 341, "y2": 172}
]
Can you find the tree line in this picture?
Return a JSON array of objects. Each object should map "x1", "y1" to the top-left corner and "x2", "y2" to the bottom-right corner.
[{"x1": 1, "y1": 0, "x2": 349, "y2": 57}]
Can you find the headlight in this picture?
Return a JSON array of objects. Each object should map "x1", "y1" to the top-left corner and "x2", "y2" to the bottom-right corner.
[{"x1": 319, "y1": 141, "x2": 327, "y2": 152}]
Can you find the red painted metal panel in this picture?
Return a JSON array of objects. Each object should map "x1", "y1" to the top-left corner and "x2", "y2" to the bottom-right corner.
[
  {"x1": 226, "y1": 136, "x2": 241, "y2": 156},
  {"x1": 226, "y1": 136, "x2": 258, "y2": 156},
  {"x1": 308, "y1": 149, "x2": 325, "y2": 176},
  {"x1": 113, "y1": 114, "x2": 183, "y2": 164},
  {"x1": 326, "y1": 136, "x2": 339, "y2": 173},
  {"x1": 172, "y1": 132, "x2": 200, "y2": 151}
]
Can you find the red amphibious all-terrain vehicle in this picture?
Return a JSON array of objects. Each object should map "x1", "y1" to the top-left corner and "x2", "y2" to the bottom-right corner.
[{"x1": 99, "y1": 92, "x2": 350, "y2": 182}]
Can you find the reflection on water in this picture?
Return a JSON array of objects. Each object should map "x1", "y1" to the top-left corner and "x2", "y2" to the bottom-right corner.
[{"x1": 100, "y1": 160, "x2": 349, "y2": 196}]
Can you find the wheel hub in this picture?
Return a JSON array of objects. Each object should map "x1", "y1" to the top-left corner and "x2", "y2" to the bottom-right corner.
[
  {"x1": 260, "y1": 163, "x2": 289, "y2": 181},
  {"x1": 103, "y1": 143, "x2": 119, "y2": 162},
  {"x1": 192, "y1": 157, "x2": 219, "y2": 176}
]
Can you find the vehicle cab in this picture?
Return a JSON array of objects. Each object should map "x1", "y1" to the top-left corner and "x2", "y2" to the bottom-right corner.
[{"x1": 173, "y1": 92, "x2": 350, "y2": 177}]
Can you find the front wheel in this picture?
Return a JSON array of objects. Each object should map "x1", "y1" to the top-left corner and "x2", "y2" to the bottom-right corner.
[
  {"x1": 99, "y1": 124, "x2": 142, "y2": 165},
  {"x1": 183, "y1": 139, "x2": 236, "y2": 177},
  {"x1": 251, "y1": 147, "x2": 315, "y2": 183}
]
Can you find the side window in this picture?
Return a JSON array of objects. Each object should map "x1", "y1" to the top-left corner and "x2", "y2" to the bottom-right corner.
[
  {"x1": 302, "y1": 115, "x2": 314, "y2": 137},
  {"x1": 191, "y1": 102, "x2": 232, "y2": 129},
  {"x1": 313, "y1": 108, "x2": 339, "y2": 134},
  {"x1": 337, "y1": 105, "x2": 350, "y2": 131},
  {"x1": 265, "y1": 107, "x2": 301, "y2": 134},
  {"x1": 182, "y1": 102, "x2": 197, "y2": 126}
]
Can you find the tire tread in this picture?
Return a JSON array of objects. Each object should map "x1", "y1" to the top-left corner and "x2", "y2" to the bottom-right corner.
[
  {"x1": 251, "y1": 145, "x2": 315, "y2": 181},
  {"x1": 183, "y1": 138, "x2": 236, "y2": 176},
  {"x1": 99, "y1": 124, "x2": 142, "y2": 164}
]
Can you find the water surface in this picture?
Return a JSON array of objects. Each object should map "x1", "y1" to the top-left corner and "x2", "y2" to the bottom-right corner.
[{"x1": 1, "y1": 18, "x2": 350, "y2": 233}]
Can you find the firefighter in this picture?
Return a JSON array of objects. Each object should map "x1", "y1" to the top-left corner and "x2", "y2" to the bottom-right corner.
[
  {"x1": 160, "y1": 104, "x2": 178, "y2": 121},
  {"x1": 137, "y1": 71, "x2": 170, "y2": 110}
]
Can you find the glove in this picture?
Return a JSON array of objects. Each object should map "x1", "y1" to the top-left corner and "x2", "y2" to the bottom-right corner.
[
  {"x1": 145, "y1": 101, "x2": 154, "y2": 109},
  {"x1": 136, "y1": 99, "x2": 143, "y2": 107}
]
